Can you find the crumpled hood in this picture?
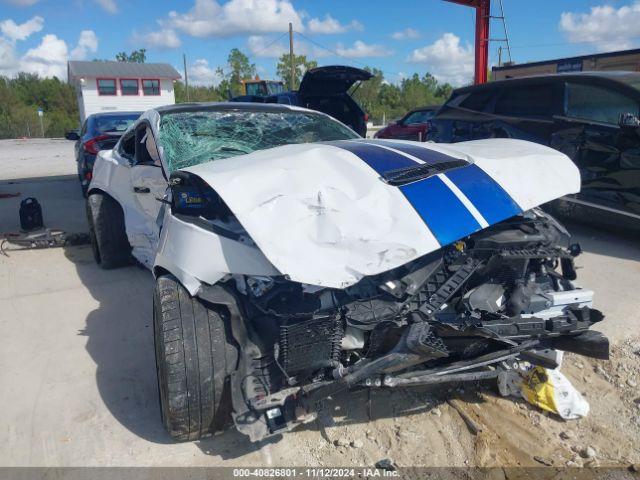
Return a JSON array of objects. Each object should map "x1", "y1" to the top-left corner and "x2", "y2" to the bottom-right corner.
[{"x1": 184, "y1": 138, "x2": 580, "y2": 288}]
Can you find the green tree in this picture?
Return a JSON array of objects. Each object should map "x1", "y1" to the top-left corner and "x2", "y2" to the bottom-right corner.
[
  {"x1": 0, "y1": 73, "x2": 79, "y2": 138},
  {"x1": 115, "y1": 49, "x2": 146, "y2": 63},
  {"x1": 174, "y1": 80, "x2": 224, "y2": 103},
  {"x1": 220, "y1": 48, "x2": 256, "y2": 97},
  {"x1": 276, "y1": 53, "x2": 317, "y2": 90}
]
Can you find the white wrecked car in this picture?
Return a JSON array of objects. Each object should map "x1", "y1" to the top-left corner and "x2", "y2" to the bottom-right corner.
[{"x1": 88, "y1": 103, "x2": 608, "y2": 442}]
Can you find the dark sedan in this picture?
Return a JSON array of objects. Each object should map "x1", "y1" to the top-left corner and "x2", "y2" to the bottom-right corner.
[
  {"x1": 66, "y1": 111, "x2": 141, "y2": 195},
  {"x1": 426, "y1": 72, "x2": 640, "y2": 232}
]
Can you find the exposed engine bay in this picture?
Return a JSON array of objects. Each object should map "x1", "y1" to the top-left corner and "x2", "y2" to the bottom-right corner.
[{"x1": 171, "y1": 173, "x2": 608, "y2": 441}]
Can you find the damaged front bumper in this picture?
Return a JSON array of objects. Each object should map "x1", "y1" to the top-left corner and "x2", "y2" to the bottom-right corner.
[
  {"x1": 199, "y1": 279, "x2": 608, "y2": 442},
  {"x1": 237, "y1": 324, "x2": 608, "y2": 441}
]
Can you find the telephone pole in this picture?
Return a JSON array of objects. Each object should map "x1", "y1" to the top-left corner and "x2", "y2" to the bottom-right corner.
[
  {"x1": 289, "y1": 22, "x2": 295, "y2": 90},
  {"x1": 183, "y1": 53, "x2": 190, "y2": 102}
]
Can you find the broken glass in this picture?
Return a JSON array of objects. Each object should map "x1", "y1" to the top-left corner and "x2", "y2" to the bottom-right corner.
[{"x1": 159, "y1": 109, "x2": 358, "y2": 173}]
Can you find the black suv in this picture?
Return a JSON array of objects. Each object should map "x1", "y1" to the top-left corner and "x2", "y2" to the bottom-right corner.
[
  {"x1": 66, "y1": 111, "x2": 141, "y2": 195},
  {"x1": 426, "y1": 72, "x2": 640, "y2": 232},
  {"x1": 232, "y1": 66, "x2": 373, "y2": 137}
]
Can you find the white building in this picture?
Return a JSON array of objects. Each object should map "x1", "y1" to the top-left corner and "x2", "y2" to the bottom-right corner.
[{"x1": 68, "y1": 61, "x2": 181, "y2": 121}]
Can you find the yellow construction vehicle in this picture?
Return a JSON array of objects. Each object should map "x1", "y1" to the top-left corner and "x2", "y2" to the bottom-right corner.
[{"x1": 241, "y1": 77, "x2": 285, "y2": 97}]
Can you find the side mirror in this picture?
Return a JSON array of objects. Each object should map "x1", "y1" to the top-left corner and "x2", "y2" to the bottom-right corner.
[
  {"x1": 65, "y1": 131, "x2": 80, "y2": 141},
  {"x1": 619, "y1": 112, "x2": 640, "y2": 129}
]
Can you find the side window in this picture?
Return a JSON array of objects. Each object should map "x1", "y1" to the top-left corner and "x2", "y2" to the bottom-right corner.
[
  {"x1": 456, "y1": 90, "x2": 496, "y2": 112},
  {"x1": 403, "y1": 110, "x2": 432, "y2": 124},
  {"x1": 118, "y1": 131, "x2": 135, "y2": 161},
  {"x1": 134, "y1": 124, "x2": 161, "y2": 166},
  {"x1": 97, "y1": 78, "x2": 117, "y2": 96},
  {"x1": 494, "y1": 84, "x2": 554, "y2": 118},
  {"x1": 276, "y1": 95, "x2": 292, "y2": 105},
  {"x1": 142, "y1": 79, "x2": 160, "y2": 96},
  {"x1": 80, "y1": 120, "x2": 88, "y2": 136},
  {"x1": 566, "y1": 82, "x2": 639, "y2": 124}
]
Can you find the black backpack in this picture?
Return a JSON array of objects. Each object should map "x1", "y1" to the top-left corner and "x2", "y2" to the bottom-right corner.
[{"x1": 19, "y1": 197, "x2": 43, "y2": 231}]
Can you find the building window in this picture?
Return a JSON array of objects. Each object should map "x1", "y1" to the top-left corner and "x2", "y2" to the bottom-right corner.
[
  {"x1": 97, "y1": 78, "x2": 116, "y2": 96},
  {"x1": 120, "y1": 79, "x2": 139, "y2": 96},
  {"x1": 142, "y1": 79, "x2": 160, "y2": 96}
]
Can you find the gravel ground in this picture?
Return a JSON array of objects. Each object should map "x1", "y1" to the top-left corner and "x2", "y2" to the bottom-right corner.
[{"x1": 0, "y1": 138, "x2": 638, "y2": 469}]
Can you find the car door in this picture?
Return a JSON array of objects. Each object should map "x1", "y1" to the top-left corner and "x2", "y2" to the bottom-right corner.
[
  {"x1": 75, "y1": 119, "x2": 87, "y2": 166},
  {"x1": 491, "y1": 82, "x2": 561, "y2": 144},
  {"x1": 123, "y1": 122, "x2": 168, "y2": 267},
  {"x1": 553, "y1": 81, "x2": 640, "y2": 228}
]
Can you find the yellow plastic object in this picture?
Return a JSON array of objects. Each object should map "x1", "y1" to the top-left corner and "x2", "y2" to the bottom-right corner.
[
  {"x1": 520, "y1": 366, "x2": 589, "y2": 420},
  {"x1": 520, "y1": 367, "x2": 557, "y2": 415}
]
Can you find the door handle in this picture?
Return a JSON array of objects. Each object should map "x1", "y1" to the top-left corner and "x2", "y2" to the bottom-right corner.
[{"x1": 133, "y1": 186, "x2": 150, "y2": 193}]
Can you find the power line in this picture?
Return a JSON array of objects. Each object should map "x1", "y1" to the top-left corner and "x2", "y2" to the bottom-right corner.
[{"x1": 295, "y1": 31, "x2": 407, "y2": 81}]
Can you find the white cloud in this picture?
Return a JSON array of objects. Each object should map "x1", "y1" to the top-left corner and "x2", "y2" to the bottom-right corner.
[
  {"x1": 0, "y1": 16, "x2": 44, "y2": 42},
  {"x1": 188, "y1": 58, "x2": 223, "y2": 86},
  {"x1": 335, "y1": 40, "x2": 393, "y2": 58},
  {"x1": 133, "y1": 29, "x2": 181, "y2": 49},
  {"x1": 3, "y1": 0, "x2": 40, "y2": 5},
  {"x1": 70, "y1": 30, "x2": 98, "y2": 60},
  {"x1": 0, "y1": 29, "x2": 99, "y2": 78},
  {"x1": 0, "y1": 37, "x2": 18, "y2": 71},
  {"x1": 407, "y1": 33, "x2": 473, "y2": 85},
  {"x1": 95, "y1": 0, "x2": 118, "y2": 14},
  {"x1": 307, "y1": 15, "x2": 362, "y2": 34},
  {"x1": 560, "y1": 2, "x2": 640, "y2": 51},
  {"x1": 391, "y1": 27, "x2": 420, "y2": 40},
  {"x1": 247, "y1": 34, "x2": 288, "y2": 58},
  {"x1": 164, "y1": 0, "x2": 304, "y2": 38},
  {"x1": 19, "y1": 33, "x2": 68, "y2": 78}
]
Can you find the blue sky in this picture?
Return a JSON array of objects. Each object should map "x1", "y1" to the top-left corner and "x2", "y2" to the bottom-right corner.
[{"x1": 1, "y1": 0, "x2": 639, "y2": 86}]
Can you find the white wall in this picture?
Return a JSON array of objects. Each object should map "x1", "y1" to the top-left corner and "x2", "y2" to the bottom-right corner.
[{"x1": 75, "y1": 78, "x2": 176, "y2": 121}]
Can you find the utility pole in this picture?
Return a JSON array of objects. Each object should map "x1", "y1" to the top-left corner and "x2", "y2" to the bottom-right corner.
[
  {"x1": 37, "y1": 108, "x2": 44, "y2": 138},
  {"x1": 183, "y1": 53, "x2": 190, "y2": 102},
  {"x1": 289, "y1": 22, "x2": 295, "y2": 90}
]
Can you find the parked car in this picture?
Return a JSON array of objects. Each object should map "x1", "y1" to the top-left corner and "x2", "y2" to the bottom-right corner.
[
  {"x1": 231, "y1": 65, "x2": 373, "y2": 136},
  {"x1": 374, "y1": 105, "x2": 440, "y2": 140},
  {"x1": 426, "y1": 72, "x2": 640, "y2": 232},
  {"x1": 87, "y1": 102, "x2": 607, "y2": 443},
  {"x1": 66, "y1": 111, "x2": 141, "y2": 195}
]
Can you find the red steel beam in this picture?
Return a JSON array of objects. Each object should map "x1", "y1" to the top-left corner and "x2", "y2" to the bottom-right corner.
[{"x1": 444, "y1": 0, "x2": 491, "y2": 84}]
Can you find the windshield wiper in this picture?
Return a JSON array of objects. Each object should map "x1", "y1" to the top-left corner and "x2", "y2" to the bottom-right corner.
[{"x1": 382, "y1": 160, "x2": 468, "y2": 186}]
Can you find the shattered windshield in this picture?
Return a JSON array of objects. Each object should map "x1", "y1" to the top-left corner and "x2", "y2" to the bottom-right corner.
[{"x1": 159, "y1": 109, "x2": 359, "y2": 172}]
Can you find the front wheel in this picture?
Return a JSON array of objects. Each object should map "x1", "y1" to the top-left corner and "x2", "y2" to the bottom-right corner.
[
  {"x1": 86, "y1": 192, "x2": 131, "y2": 269},
  {"x1": 153, "y1": 275, "x2": 238, "y2": 441}
]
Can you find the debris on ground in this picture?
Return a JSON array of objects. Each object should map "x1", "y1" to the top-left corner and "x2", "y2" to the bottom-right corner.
[
  {"x1": 375, "y1": 458, "x2": 396, "y2": 471},
  {"x1": 498, "y1": 364, "x2": 590, "y2": 420},
  {"x1": 533, "y1": 455, "x2": 554, "y2": 466},
  {"x1": 1, "y1": 229, "x2": 90, "y2": 255}
]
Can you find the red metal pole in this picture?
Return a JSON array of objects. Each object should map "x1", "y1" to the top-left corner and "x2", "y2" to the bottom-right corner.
[
  {"x1": 475, "y1": 0, "x2": 490, "y2": 84},
  {"x1": 443, "y1": 0, "x2": 491, "y2": 84}
]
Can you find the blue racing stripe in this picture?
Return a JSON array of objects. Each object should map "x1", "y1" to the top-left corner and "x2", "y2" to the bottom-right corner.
[
  {"x1": 369, "y1": 140, "x2": 462, "y2": 165},
  {"x1": 326, "y1": 140, "x2": 416, "y2": 174},
  {"x1": 445, "y1": 164, "x2": 521, "y2": 225},
  {"x1": 401, "y1": 176, "x2": 482, "y2": 246}
]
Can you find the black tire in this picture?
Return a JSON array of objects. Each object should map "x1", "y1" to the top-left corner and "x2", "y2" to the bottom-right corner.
[
  {"x1": 153, "y1": 275, "x2": 238, "y2": 441},
  {"x1": 86, "y1": 192, "x2": 131, "y2": 269}
]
